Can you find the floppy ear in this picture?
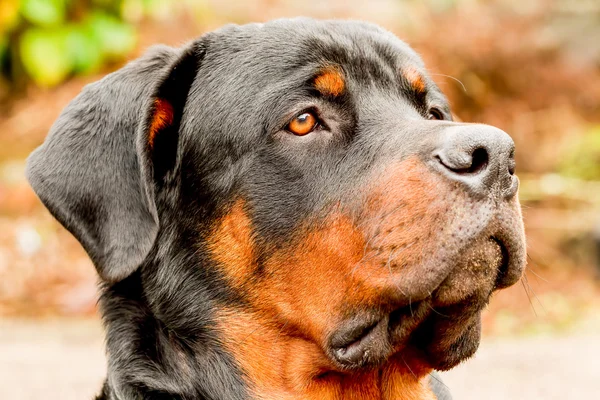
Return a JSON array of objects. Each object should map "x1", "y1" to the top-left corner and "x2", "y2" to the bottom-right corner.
[{"x1": 26, "y1": 41, "x2": 203, "y2": 282}]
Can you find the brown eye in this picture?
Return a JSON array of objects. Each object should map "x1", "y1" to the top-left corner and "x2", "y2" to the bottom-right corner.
[
  {"x1": 287, "y1": 112, "x2": 318, "y2": 135},
  {"x1": 428, "y1": 107, "x2": 445, "y2": 120}
]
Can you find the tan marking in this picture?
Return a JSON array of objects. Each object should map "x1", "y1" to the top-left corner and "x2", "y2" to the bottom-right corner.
[
  {"x1": 207, "y1": 200, "x2": 255, "y2": 289},
  {"x1": 403, "y1": 67, "x2": 426, "y2": 94},
  {"x1": 210, "y1": 158, "x2": 452, "y2": 398},
  {"x1": 216, "y1": 309, "x2": 435, "y2": 400},
  {"x1": 148, "y1": 98, "x2": 174, "y2": 148},
  {"x1": 382, "y1": 353, "x2": 436, "y2": 400},
  {"x1": 314, "y1": 66, "x2": 346, "y2": 96}
]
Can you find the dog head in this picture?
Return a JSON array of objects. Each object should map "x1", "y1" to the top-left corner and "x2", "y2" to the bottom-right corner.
[{"x1": 27, "y1": 18, "x2": 525, "y2": 397}]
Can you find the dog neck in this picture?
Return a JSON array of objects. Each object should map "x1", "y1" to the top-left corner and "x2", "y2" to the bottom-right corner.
[
  {"x1": 100, "y1": 273, "x2": 436, "y2": 400},
  {"x1": 99, "y1": 274, "x2": 250, "y2": 399},
  {"x1": 214, "y1": 307, "x2": 437, "y2": 400}
]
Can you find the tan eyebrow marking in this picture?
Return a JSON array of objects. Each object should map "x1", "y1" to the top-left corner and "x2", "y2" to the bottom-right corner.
[
  {"x1": 402, "y1": 67, "x2": 426, "y2": 94},
  {"x1": 313, "y1": 66, "x2": 345, "y2": 97}
]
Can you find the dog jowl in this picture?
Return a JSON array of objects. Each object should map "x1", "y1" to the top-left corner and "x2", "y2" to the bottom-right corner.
[{"x1": 27, "y1": 18, "x2": 526, "y2": 400}]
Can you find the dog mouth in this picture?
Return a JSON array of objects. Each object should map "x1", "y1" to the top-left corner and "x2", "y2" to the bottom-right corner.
[
  {"x1": 491, "y1": 236, "x2": 511, "y2": 287},
  {"x1": 328, "y1": 301, "x2": 430, "y2": 369},
  {"x1": 327, "y1": 235, "x2": 514, "y2": 371},
  {"x1": 329, "y1": 316, "x2": 390, "y2": 367},
  {"x1": 328, "y1": 299, "x2": 486, "y2": 371}
]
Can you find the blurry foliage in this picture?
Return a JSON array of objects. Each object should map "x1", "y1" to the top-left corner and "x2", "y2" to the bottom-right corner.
[
  {"x1": 0, "y1": 0, "x2": 598, "y2": 322},
  {"x1": 407, "y1": 0, "x2": 600, "y2": 181},
  {"x1": 559, "y1": 126, "x2": 600, "y2": 181},
  {"x1": 0, "y1": 0, "x2": 169, "y2": 88}
]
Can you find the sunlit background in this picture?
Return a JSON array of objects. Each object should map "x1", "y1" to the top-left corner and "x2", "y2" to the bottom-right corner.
[{"x1": 1, "y1": 0, "x2": 599, "y2": 399}]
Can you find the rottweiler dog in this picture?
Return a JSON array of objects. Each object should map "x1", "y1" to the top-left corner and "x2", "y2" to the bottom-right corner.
[{"x1": 26, "y1": 18, "x2": 526, "y2": 400}]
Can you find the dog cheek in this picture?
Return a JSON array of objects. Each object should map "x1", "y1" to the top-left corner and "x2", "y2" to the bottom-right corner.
[
  {"x1": 261, "y1": 215, "x2": 368, "y2": 338},
  {"x1": 207, "y1": 200, "x2": 256, "y2": 289},
  {"x1": 353, "y1": 157, "x2": 456, "y2": 296},
  {"x1": 252, "y1": 158, "x2": 454, "y2": 336}
]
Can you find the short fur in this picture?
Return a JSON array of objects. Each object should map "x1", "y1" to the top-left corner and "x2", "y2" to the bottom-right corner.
[{"x1": 27, "y1": 18, "x2": 525, "y2": 400}]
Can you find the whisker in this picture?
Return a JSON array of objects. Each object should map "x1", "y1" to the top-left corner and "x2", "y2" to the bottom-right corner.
[
  {"x1": 380, "y1": 240, "x2": 417, "y2": 299},
  {"x1": 428, "y1": 372, "x2": 452, "y2": 392},
  {"x1": 386, "y1": 248, "x2": 397, "y2": 274},
  {"x1": 520, "y1": 277, "x2": 538, "y2": 317},
  {"x1": 401, "y1": 355, "x2": 431, "y2": 392},
  {"x1": 527, "y1": 265, "x2": 549, "y2": 283},
  {"x1": 275, "y1": 320, "x2": 289, "y2": 341},
  {"x1": 385, "y1": 246, "x2": 413, "y2": 298},
  {"x1": 355, "y1": 203, "x2": 405, "y2": 229},
  {"x1": 401, "y1": 355, "x2": 418, "y2": 380},
  {"x1": 429, "y1": 73, "x2": 467, "y2": 93},
  {"x1": 426, "y1": 300, "x2": 449, "y2": 318},
  {"x1": 526, "y1": 253, "x2": 549, "y2": 283},
  {"x1": 239, "y1": 322, "x2": 263, "y2": 345},
  {"x1": 350, "y1": 234, "x2": 378, "y2": 276},
  {"x1": 523, "y1": 273, "x2": 546, "y2": 313},
  {"x1": 525, "y1": 238, "x2": 551, "y2": 269}
]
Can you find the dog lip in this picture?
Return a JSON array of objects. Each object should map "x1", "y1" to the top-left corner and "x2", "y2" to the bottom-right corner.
[
  {"x1": 410, "y1": 308, "x2": 483, "y2": 371},
  {"x1": 490, "y1": 235, "x2": 514, "y2": 289},
  {"x1": 328, "y1": 302, "x2": 428, "y2": 369},
  {"x1": 331, "y1": 320, "x2": 379, "y2": 362},
  {"x1": 328, "y1": 315, "x2": 391, "y2": 368}
]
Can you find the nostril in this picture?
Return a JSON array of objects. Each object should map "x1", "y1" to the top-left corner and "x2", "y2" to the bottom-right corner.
[
  {"x1": 468, "y1": 148, "x2": 489, "y2": 174},
  {"x1": 437, "y1": 147, "x2": 489, "y2": 175},
  {"x1": 508, "y1": 149, "x2": 515, "y2": 176},
  {"x1": 434, "y1": 125, "x2": 516, "y2": 197}
]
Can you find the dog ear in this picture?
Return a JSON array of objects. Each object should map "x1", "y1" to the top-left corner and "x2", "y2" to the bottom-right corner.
[{"x1": 26, "y1": 41, "x2": 203, "y2": 282}]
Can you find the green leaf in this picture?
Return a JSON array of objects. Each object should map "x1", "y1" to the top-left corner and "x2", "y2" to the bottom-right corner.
[
  {"x1": 0, "y1": 0, "x2": 22, "y2": 34},
  {"x1": 20, "y1": 0, "x2": 66, "y2": 27},
  {"x1": 65, "y1": 25, "x2": 103, "y2": 74},
  {"x1": 0, "y1": 37, "x2": 8, "y2": 62},
  {"x1": 92, "y1": 0, "x2": 120, "y2": 7},
  {"x1": 143, "y1": 0, "x2": 174, "y2": 20},
  {"x1": 86, "y1": 11, "x2": 136, "y2": 59},
  {"x1": 120, "y1": 0, "x2": 144, "y2": 22},
  {"x1": 20, "y1": 27, "x2": 72, "y2": 87},
  {"x1": 559, "y1": 126, "x2": 600, "y2": 181}
]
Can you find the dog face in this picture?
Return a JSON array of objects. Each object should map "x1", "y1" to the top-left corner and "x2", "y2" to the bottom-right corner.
[{"x1": 27, "y1": 19, "x2": 525, "y2": 398}]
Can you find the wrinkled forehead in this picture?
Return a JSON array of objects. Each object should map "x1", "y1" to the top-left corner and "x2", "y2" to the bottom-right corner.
[
  {"x1": 201, "y1": 19, "x2": 428, "y2": 96},
  {"x1": 181, "y1": 18, "x2": 441, "y2": 157},
  {"x1": 182, "y1": 19, "x2": 445, "y2": 183},
  {"x1": 182, "y1": 20, "x2": 443, "y2": 240}
]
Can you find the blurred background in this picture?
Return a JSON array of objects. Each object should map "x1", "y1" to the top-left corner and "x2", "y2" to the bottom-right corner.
[{"x1": 0, "y1": 0, "x2": 599, "y2": 399}]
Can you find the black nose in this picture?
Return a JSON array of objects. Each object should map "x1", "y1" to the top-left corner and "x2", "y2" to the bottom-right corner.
[{"x1": 434, "y1": 124, "x2": 517, "y2": 199}]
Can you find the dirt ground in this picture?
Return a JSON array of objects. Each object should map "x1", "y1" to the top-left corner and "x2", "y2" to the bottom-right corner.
[{"x1": 1, "y1": 318, "x2": 598, "y2": 400}]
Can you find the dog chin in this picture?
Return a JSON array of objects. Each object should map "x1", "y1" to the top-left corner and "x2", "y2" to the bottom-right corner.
[
  {"x1": 409, "y1": 310, "x2": 483, "y2": 371},
  {"x1": 327, "y1": 296, "x2": 486, "y2": 372}
]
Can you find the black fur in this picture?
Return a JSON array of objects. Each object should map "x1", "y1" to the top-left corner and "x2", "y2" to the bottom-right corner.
[{"x1": 26, "y1": 18, "x2": 464, "y2": 399}]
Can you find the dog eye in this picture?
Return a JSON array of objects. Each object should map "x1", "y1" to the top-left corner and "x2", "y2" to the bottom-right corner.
[
  {"x1": 286, "y1": 112, "x2": 319, "y2": 135},
  {"x1": 428, "y1": 107, "x2": 445, "y2": 120}
]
